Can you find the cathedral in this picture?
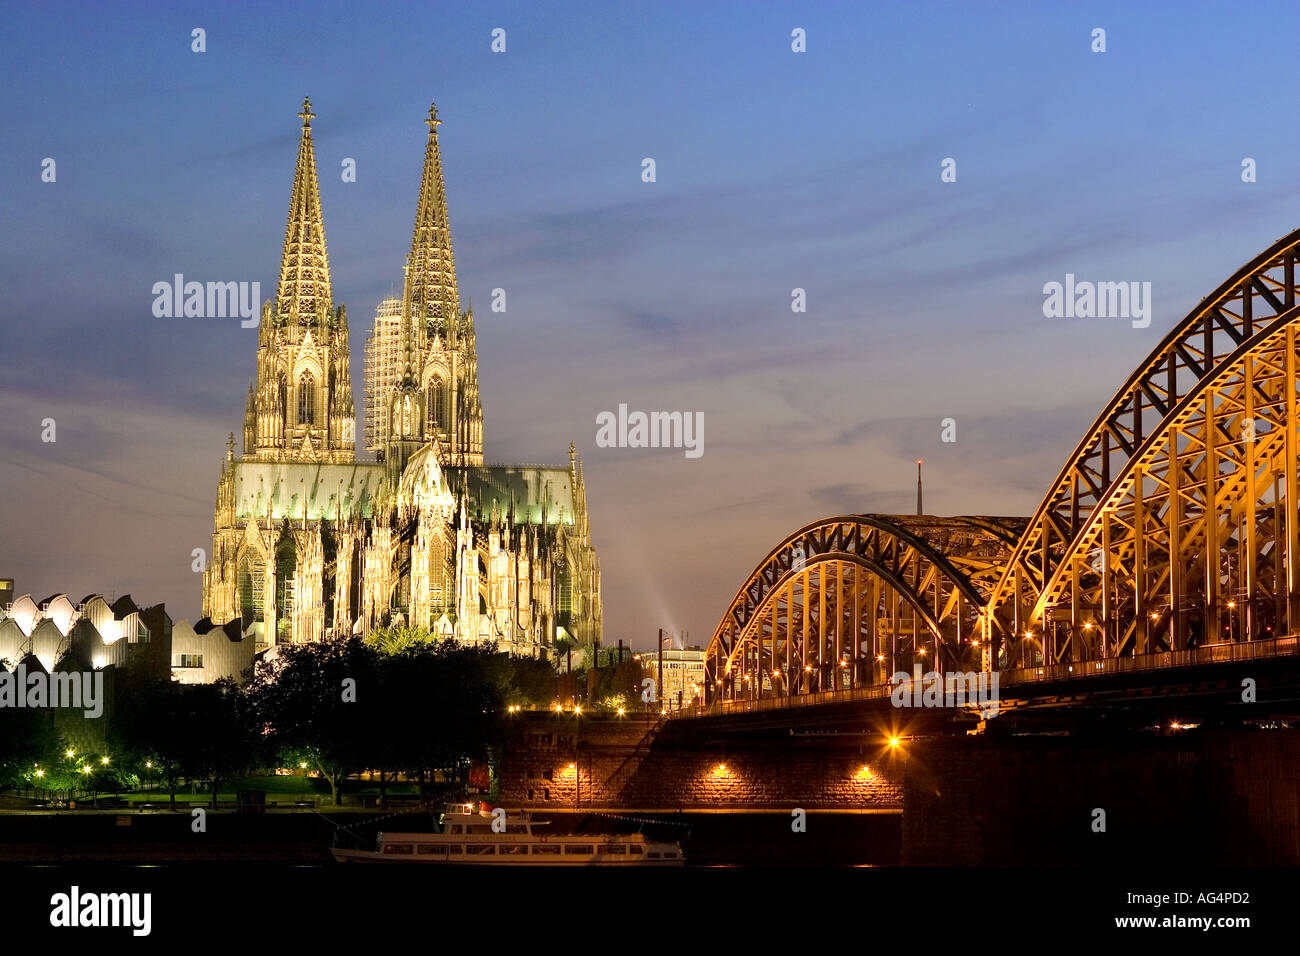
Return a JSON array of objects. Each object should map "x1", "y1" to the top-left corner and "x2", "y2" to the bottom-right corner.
[{"x1": 200, "y1": 99, "x2": 602, "y2": 660}]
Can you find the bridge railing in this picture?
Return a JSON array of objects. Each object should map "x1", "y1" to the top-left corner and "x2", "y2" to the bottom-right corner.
[
  {"x1": 676, "y1": 635, "x2": 1300, "y2": 719},
  {"x1": 1001, "y1": 635, "x2": 1300, "y2": 686},
  {"x1": 671, "y1": 681, "x2": 896, "y2": 719}
]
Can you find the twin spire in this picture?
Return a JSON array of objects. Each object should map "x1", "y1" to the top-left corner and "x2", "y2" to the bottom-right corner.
[
  {"x1": 398, "y1": 102, "x2": 461, "y2": 395},
  {"x1": 275, "y1": 97, "x2": 458, "y2": 344},
  {"x1": 269, "y1": 97, "x2": 473, "y2": 465},
  {"x1": 406, "y1": 102, "x2": 460, "y2": 334},
  {"x1": 275, "y1": 97, "x2": 332, "y2": 326}
]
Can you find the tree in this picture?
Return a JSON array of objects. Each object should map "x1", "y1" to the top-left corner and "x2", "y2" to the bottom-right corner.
[
  {"x1": 0, "y1": 691, "x2": 62, "y2": 791},
  {"x1": 110, "y1": 679, "x2": 194, "y2": 808},
  {"x1": 588, "y1": 659, "x2": 641, "y2": 711},
  {"x1": 246, "y1": 638, "x2": 381, "y2": 806},
  {"x1": 180, "y1": 679, "x2": 261, "y2": 808},
  {"x1": 111, "y1": 677, "x2": 260, "y2": 808},
  {"x1": 365, "y1": 623, "x2": 439, "y2": 656}
]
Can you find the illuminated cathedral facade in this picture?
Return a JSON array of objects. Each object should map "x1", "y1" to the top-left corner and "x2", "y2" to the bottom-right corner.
[{"x1": 201, "y1": 99, "x2": 602, "y2": 659}]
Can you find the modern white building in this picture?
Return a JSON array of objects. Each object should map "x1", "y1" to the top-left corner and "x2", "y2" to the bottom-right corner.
[
  {"x1": 0, "y1": 592, "x2": 170, "y2": 677},
  {"x1": 170, "y1": 618, "x2": 256, "y2": 685}
]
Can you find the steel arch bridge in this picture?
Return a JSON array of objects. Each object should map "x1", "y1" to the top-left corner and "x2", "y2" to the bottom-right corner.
[{"x1": 703, "y1": 227, "x2": 1300, "y2": 707}]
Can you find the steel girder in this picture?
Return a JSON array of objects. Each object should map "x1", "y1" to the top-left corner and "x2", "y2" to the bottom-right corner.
[
  {"x1": 984, "y1": 229, "x2": 1300, "y2": 660},
  {"x1": 702, "y1": 515, "x2": 1023, "y2": 705},
  {"x1": 1003, "y1": 307, "x2": 1300, "y2": 668},
  {"x1": 700, "y1": 229, "x2": 1300, "y2": 703}
]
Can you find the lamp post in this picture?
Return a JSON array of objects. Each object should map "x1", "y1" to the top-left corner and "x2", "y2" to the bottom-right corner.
[
  {"x1": 64, "y1": 749, "x2": 78, "y2": 806},
  {"x1": 657, "y1": 628, "x2": 672, "y2": 715}
]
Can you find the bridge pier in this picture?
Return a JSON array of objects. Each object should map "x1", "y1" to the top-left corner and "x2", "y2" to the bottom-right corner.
[{"x1": 902, "y1": 729, "x2": 1300, "y2": 865}]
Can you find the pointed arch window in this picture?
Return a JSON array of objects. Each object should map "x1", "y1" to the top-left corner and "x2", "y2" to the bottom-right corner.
[
  {"x1": 237, "y1": 551, "x2": 265, "y2": 632},
  {"x1": 298, "y1": 373, "x2": 316, "y2": 425},
  {"x1": 428, "y1": 377, "x2": 447, "y2": 429}
]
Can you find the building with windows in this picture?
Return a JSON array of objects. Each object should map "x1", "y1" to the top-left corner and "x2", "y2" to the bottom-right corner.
[
  {"x1": 201, "y1": 99, "x2": 602, "y2": 660},
  {"x1": 170, "y1": 619, "x2": 256, "y2": 685},
  {"x1": 639, "y1": 647, "x2": 706, "y2": 709},
  {"x1": 0, "y1": 591, "x2": 170, "y2": 678}
]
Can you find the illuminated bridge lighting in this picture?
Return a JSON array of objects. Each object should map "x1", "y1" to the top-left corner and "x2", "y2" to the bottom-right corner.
[{"x1": 697, "y1": 228, "x2": 1300, "y2": 712}]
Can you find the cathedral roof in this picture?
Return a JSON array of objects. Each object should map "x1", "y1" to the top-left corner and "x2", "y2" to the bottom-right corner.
[
  {"x1": 229, "y1": 460, "x2": 384, "y2": 520},
  {"x1": 449, "y1": 465, "x2": 578, "y2": 526}
]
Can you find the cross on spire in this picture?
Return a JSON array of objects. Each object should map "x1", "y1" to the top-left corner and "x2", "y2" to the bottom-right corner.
[
  {"x1": 299, "y1": 97, "x2": 315, "y2": 128},
  {"x1": 425, "y1": 102, "x2": 441, "y2": 131}
]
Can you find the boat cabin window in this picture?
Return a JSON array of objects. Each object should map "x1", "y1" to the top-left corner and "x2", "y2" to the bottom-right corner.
[
  {"x1": 533, "y1": 844, "x2": 561, "y2": 855},
  {"x1": 601, "y1": 844, "x2": 628, "y2": 854},
  {"x1": 383, "y1": 844, "x2": 414, "y2": 855},
  {"x1": 629, "y1": 845, "x2": 643, "y2": 855},
  {"x1": 563, "y1": 845, "x2": 594, "y2": 855},
  {"x1": 447, "y1": 845, "x2": 464, "y2": 855},
  {"x1": 501, "y1": 845, "x2": 529, "y2": 855},
  {"x1": 466, "y1": 845, "x2": 495, "y2": 855},
  {"x1": 416, "y1": 844, "x2": 445, "y2": 855}
]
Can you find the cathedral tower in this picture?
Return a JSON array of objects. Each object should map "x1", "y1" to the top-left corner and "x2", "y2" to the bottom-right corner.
[
  {"x1": 205, "y1": 96, "x2": 600, "y2": 660},
  {"x1": 378, "y1": 103, "x2": 484, "y2": 467},
  {"x1": 244, "y1": 98, "x2": 357, "y2": 463}
]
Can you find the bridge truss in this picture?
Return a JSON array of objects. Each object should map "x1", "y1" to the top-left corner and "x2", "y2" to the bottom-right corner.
[
  {"x1": 703, "y1": 515, "x2": 1022, "y2": 702},
  {"x1": 704, "y1": 228, "x2": 1300, "y2": 706}
]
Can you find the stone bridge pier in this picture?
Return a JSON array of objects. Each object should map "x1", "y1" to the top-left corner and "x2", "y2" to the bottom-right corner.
[{"x1": 496, "y1": 713, "x2": 903, "y2": 813}]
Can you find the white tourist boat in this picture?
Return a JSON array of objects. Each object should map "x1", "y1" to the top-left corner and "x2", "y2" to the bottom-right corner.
[{"x1": 330, "y1": 802, "x2": 685, "y2": 866}]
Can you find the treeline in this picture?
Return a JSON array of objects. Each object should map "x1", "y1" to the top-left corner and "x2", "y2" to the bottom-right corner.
[{"x1": 0, "y1": 631, "x2": 557, "y2": 805}]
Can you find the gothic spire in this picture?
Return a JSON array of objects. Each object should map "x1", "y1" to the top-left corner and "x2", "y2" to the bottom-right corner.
[
  {"x1": 275, "y1": 97, "x2": 332, "y2": 325},
  {"x1": 405, "y1": 102, "x2": 459, "y2": 333},
  {"x1": 399, "y1": 254, "x2": 415, "y2": 387}
]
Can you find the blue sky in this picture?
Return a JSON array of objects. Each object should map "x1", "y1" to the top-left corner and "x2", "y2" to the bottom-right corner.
[{"x1": 4, "y1": 0, "x2": 1300, "y2": 649}]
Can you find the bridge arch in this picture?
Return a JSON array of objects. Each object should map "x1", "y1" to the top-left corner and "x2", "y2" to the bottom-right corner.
[
  {"x1": 704, "y1": 515, "x2": 1022, "y2": 705},
  {"x1": 997, "y1": 305, "x2": 1300, "y2": 667},
  {"x1": 987, "y1": 228, "x2": 1300, "y2": 657}
]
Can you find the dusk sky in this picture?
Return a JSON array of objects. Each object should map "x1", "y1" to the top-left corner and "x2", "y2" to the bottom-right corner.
[{"x1": 5, "y1": 0, "x2": 1300, "y2": 650}]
